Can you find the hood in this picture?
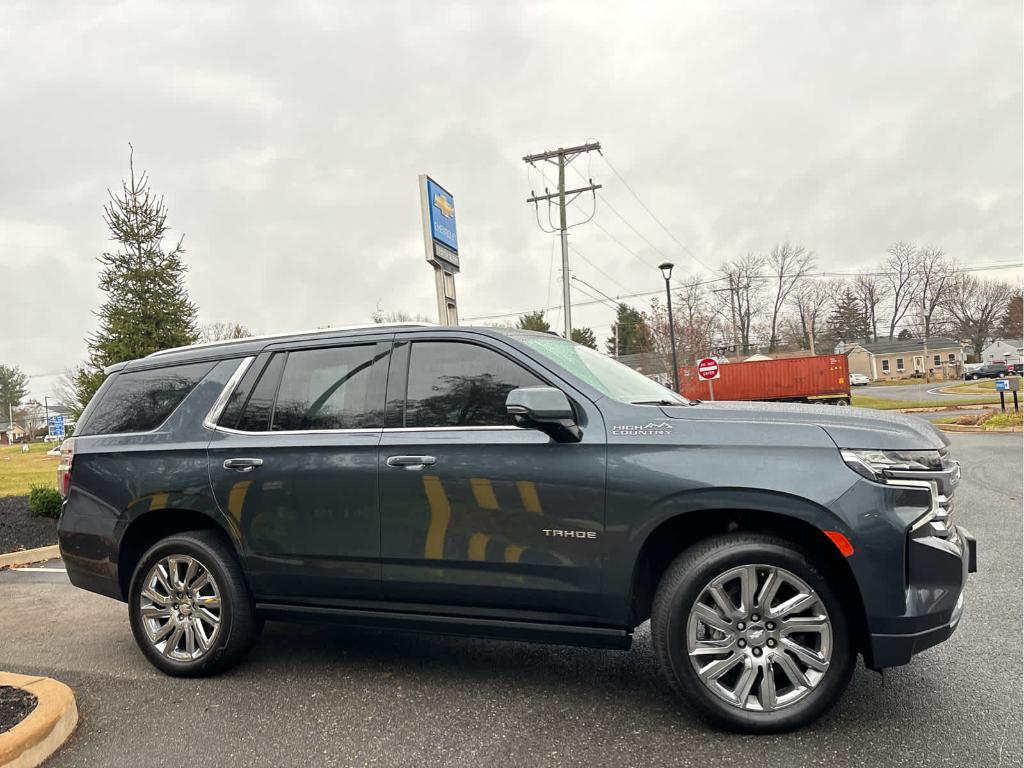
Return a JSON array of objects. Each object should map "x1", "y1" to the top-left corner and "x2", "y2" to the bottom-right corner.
[{"x1": 659, "y1": 400, "x2": 949, "y2": 451}]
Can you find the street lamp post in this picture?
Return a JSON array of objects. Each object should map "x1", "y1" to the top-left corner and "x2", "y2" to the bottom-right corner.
[{"x1": 659, "y1": 262, "x2": 680, "y2": 392}]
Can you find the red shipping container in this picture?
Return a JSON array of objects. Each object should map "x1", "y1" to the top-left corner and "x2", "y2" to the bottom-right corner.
[{"x1": 679, "y1": 354, "x2": 851, "y2": 404}]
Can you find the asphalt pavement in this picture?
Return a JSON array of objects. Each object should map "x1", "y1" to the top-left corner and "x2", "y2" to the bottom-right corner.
[
  {"x1": 859, "y1": 380, "x2": 995, "y2": 401},
  {"x1": 856, "y1": 380, "x2": 966, "y2": 399},
  {"x1": 0, "y1": 433, "x2": 1020, "y2": 767}
]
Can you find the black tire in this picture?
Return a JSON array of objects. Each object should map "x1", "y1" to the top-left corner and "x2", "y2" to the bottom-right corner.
[
  {"x1": 128, "y1": 530, "x2": 257, "y2": 677},
  {"x1": 651, "y1": 533, "x2": 856, "y2": 733}
]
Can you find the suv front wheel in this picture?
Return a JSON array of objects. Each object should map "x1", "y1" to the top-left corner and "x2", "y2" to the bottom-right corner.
[
  {"x1": 651, "y1": 533, "x2": 855, "y2": 732},
  {"x1": 128, "y1": 530, "x2": 258, "y2": 677}
]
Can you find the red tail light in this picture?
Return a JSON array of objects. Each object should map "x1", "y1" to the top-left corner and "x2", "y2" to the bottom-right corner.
[{"x1": 57, "y1": 438, "x2": 75, "y2": 498}]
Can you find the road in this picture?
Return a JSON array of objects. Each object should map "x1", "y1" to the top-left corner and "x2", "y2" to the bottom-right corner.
[
  {"x1": 0, "y1": 433, "x2": 1020, "y2": 767},
  {"x1": 859, "y1": 380, "x2": 997, "y2": 401}
]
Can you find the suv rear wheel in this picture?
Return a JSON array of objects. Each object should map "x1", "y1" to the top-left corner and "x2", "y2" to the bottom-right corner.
[
  {"x1": 651, "y1": 533, "x2": 855, "y2": 732},
  {"x1": 128, "y1": 530, "x2": 258, "y2": 677}
]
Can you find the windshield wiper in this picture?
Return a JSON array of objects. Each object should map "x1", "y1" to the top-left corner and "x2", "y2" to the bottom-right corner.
[{"x1": 631, "y1": 399, "x2": 684, "y2": 406}]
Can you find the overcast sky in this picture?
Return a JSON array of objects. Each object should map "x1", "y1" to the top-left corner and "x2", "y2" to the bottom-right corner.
[{"x1": 1, "y1": 0, "x2": 1021, "y2": 401}]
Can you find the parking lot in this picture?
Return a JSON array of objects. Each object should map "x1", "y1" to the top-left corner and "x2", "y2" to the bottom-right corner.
[{"x1": 0, "y1": 432, "x2": 1020, "y2": 767}]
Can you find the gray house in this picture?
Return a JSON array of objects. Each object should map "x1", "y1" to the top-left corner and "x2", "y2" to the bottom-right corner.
[{"x1": 980, "y1": 339, "x2": 1023, "y2": 366}]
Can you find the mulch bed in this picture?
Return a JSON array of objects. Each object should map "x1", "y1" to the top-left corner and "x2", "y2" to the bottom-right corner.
[
  {"x1": 0, "y1": 496, "x2": 57, "y2": 553},
  {"x1": 0, "y1": 685, "x2": 37, "y2": 734}
]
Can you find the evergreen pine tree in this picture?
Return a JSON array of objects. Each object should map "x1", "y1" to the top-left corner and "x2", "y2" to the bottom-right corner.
[
  {"x1": 570, "y1": 327, "x2": 598, "y2": 349},
  {"x1": 517, "y1": 311, "x2": 551, "y2": 332},
  {"x1": 73, "y1": 147, "x2": 198, "y2": 412},
  {"x1": 606, "y1": 304, "x2": 652, "y2": 355},
  {"x1": 821, "y1": 288, "x2": 869, "y2": 352}
]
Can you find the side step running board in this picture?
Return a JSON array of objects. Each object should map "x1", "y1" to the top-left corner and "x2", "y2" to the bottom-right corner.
[{"x1": 255, "y1": 602, "x2": 632, "y2": 650}]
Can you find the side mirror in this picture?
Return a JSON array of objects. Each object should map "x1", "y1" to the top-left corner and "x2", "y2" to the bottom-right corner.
[{"x1": 506, "y1": 387, "x2": 581, "y2": 443}]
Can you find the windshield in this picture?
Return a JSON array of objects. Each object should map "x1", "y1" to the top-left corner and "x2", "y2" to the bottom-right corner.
[{"x1": 518, "y1": 336, "x2": 688, "y2": 405}]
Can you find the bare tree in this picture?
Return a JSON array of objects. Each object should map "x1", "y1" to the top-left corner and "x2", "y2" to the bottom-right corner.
[
  {"x1": 370, "y1": 306, "x2": 432, "y2": 324},
  {"x1": 789, "y1": 279, "x2": 836, "y2": 354},
  {"x1": 649, "y1": 275, "x2": 718, "y2": 365},
  {"x1": 913, "y1": 248, "x2": 952, "y2": 339},
  {"x1": 883, "y1": 242, "x2": 920, "y2": 340},
  {"x1": 765, "y1": 243, "x2": 815, "y2": 352},
  {"x1": 717, "y1": 254, "x2": 765, "y2": 355},
  {"x1": 852, "y1": 271, "x2": 888, "y2": 343},
  {"x1": 199, "y1": 321, "x2": 254, "y2": 343},
  {"x1": 944, "y1": 275, "x2": 1014, "y2": 362}
]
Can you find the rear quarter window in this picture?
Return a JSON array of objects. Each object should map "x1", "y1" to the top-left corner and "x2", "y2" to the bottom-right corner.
[{"x1": 78, "y1": 361, "x2": 215, "y2": 436}]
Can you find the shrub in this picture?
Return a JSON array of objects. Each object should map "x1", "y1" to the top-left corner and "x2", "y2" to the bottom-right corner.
[
  {"x1": 954, "y1": 410, "x2": 991, "y2": 425},
  {"x1": 28, "y1": 485, "x2": 63, "y2": 519},
  {"x1": 982, "y1": 410, "x2": 1023, "y2": 429}
]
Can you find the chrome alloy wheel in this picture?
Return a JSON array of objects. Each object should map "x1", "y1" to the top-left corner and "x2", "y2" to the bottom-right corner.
[
  {"x1": 686, "y1": 564, "x2": 832, "y2": 712},
  {"x1": 139, "y1": 555, "x2": 222, "y2": 662}
]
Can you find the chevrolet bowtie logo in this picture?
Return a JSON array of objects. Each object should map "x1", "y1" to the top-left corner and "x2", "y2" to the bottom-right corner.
[{"x1": 433, "y1": 193, "x2": 455, "y2": 219}]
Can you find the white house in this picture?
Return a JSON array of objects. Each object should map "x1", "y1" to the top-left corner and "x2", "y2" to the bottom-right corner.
[{"x1": 980, "y1": 339, "x2": 1023, "y2": 366}]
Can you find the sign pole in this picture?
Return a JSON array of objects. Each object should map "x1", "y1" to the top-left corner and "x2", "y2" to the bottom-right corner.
[
  {"x1": 1000, "y1": 391, "x2": 1006, "y2": 412},
  {"x1": 708, "y1": 380, "x2": 715, "y2": 402},
  {"x1": 419, "y1": 175, "x2": 460, "y2": 325},
  {"x1": 1015, "y1": 391, "x2": 1020, "y2": 413}
]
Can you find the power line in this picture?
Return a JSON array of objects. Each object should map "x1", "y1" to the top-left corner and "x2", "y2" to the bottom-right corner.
[
  {"x1": 567, "y1": 243, "x2": 638, "y2": 296},
  {"x1": 569, "y1": 163, "x2": 674, "y2": 264},
  {"x1": 598, "y1": 152, "x2": 712, "y2": 272},
  {"x1": 462, "y1": 261, "x2": 1019, "y2": 323}
]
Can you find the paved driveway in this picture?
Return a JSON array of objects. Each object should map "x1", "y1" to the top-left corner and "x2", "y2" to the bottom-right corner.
[{"x1": 0, "y1": 433, "x2": 1020, "y2": 767}]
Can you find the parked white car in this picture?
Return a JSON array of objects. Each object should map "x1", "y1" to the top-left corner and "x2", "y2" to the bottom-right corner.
[{"x1": 849, "y1": 373, "x2": 871, "y2": 386}]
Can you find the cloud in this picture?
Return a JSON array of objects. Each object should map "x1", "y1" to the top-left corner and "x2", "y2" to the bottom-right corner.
[{"x1": 0, "y1": 0, "x2": 1020, "y2": 401}]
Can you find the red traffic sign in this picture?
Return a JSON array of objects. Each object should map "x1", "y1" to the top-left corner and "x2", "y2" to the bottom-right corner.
[{"x1": 697, "y1": 358, "x2": 720, "y2": 380}]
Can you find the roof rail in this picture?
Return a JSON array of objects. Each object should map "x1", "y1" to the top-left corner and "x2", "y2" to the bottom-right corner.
[{"x1": 146, "y1": 322, "x2": 435, "y2": 358}]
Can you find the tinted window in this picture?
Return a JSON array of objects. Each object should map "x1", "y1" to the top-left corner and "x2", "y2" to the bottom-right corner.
[
  {"x1": 403, "y1": 341, "x2": 544, "y2": 428},
  {"x1": 272, "y1": 345, "x2": 385, "y2": 431},
  {"x1": 217, "y1": 356, "x2": 266, "y2": 428},
  {"x1": 80, "y1": 362, "x2": 214, "y2": 435},
  {"x1": 233, "y1": 354, "x2": 286, "y2": 432}
]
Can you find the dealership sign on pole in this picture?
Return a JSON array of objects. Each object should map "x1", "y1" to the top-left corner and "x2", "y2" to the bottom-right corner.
[
  {"x1": 48, "y1": 415, "x2": 65, "y2": 438},
  {"x1": 419, "y1": 175, "x2": 460, "y2": 325},
  {"x1": 697, "y1": 357, "x2": 720, "y2": 401}
]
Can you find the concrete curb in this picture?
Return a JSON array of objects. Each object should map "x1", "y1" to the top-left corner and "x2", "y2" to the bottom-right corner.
[
  {"x1": 895, "y1": 404, "x2": 996, "y2": 414},
  {"x1": 0, "y1": 547, "x2": 59, "y2": 570},
  {"x1": 0, "y1": 672, "x2": 77, "y2": 768},
  {"x1": 936, "y1": 424, "x2": 1021, "y2": 434}
]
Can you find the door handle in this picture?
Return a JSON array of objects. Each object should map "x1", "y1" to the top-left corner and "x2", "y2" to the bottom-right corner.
[
  {"x1": 223, "y1": 457, "x2": 263, "y2": 472},
  {"x1": 386, "y1": 455, "x2": 436, "y2": 469}
]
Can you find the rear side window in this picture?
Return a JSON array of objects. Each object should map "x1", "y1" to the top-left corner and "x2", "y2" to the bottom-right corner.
[
  {"x1": 79, "y1": 362, "x2": 215, "y2": 436},
  {"x1": 272, "y1": 345, "x2": 384, "y2": 431},
  {"x1": 232, "y1": 354, "x2": 286, "y2": 432},
  {"x1": 402, "y1": 341, "x2": 544, "y2": 428}
]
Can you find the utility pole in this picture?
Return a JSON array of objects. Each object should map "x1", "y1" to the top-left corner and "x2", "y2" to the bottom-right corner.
[{"x1": 524, "y1": 141, "x2": 602, "y2": 339}]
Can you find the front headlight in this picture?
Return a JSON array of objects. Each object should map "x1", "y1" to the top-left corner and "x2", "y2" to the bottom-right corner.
[{"x1": 840, "y1": 448, "x2": 945, "y2": 483}]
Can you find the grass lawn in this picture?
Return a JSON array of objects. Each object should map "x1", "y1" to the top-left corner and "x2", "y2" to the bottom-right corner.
[
  {"x1": 0, "y1": 443, "x2": 59, "y2": 498},
  {"x1": 850, "y1": 394, "x2": 1001, "y2": 410},
  {"x1": 939, "y1": 377, "x2": 1022, "y2": 394}
]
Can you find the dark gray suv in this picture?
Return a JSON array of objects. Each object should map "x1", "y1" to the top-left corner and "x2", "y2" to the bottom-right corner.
[{"x1": 56, "y1": 324, "x2": 976, "y2": 732}]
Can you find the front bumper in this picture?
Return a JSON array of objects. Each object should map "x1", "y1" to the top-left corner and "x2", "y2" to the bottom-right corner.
[{"x1": 866, "y1": 525, "x2": 977, "y2": 669}]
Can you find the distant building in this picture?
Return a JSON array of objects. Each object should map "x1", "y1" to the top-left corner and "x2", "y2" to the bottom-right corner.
[
  {"x1": 0, "y1": 420, "x2": 27, "y2": 446},
  {"x1": 980, "y1": 339, "x2": 1023, "y2": 366},
  {"x1": 837, "y1": 338, "x2": 964, "y2": 381}
]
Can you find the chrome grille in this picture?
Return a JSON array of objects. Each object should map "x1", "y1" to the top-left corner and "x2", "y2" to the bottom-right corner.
[{"x1": 886, "y1": 459, "x2": 960, "y2": 540}]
